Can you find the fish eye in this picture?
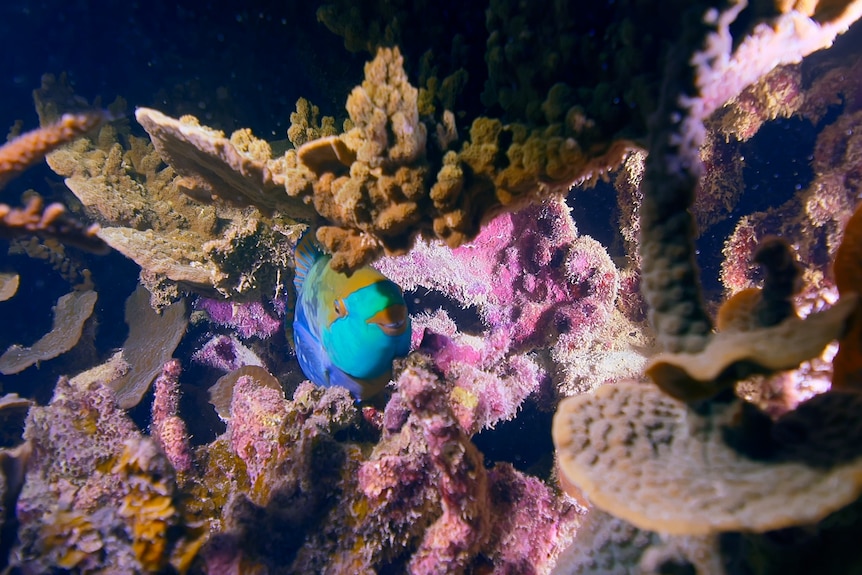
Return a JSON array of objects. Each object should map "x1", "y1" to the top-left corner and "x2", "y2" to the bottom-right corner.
[{"x1": 334, "y1": 298, "x2": 346, "y2": 317}]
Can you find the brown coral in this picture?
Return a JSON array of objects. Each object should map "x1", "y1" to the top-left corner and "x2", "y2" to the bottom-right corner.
[
  {"x1": 106, "y1": 285, "x2": 187, "y2": 409},
  {"x1": 42, "y1": 107, "x2": 300, "y2": 301}
]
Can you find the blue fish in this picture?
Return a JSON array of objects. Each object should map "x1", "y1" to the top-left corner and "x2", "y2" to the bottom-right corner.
[{"x1": 292, "y1": 232, "x2": 411, "y2": 399}]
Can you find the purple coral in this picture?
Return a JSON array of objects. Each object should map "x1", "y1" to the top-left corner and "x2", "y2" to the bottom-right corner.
[
  {"x1": 356, "y1": 360, "x2": 578, "y2": 574},
  {"x1": 418, "y1": 325, "x2": 548, "y2": 433},
  {"x1": 383, "y1": 199, "x2": 617, "y2": 350},
  {"x1": 485, "y1": 463, "x2": 579, "y2": 573},
  {"x1": 196, "y1": 298, "x2": 281, "y2": 340},
  {"x1": 14, "y1": 378, "x2": 183, "y2": 572},
  {"x1": 378, "y1": 197, "x2": 618, "y2": 429},
  {"x1": 192, "y1": 334, "x2": 264, "y2": 373}
]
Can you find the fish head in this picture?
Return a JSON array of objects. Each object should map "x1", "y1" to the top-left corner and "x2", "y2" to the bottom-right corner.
[{"x1": 323, "y1": 275, "x2": 411, "y2": 380}]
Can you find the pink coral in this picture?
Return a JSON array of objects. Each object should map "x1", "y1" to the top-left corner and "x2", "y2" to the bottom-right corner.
[
  {"x1": 396, "y1": 363, "x2": 490, "y2": 575},
  {"x1": 14, "y1": 378, "x2": 184, "y2": 572},
  {"x1": 383, "y1": 199, "x2": 617, "y2": 351},
  {"x1": 228, "y1": 374, "x2": 287, "y2": 486},
  {"x1": 150, "y1": 360, "x2": 192, "y2": 474},
  {"x1": 417, "y1": 324, "x2": 548, "y2": 434},
  {"x1": 378, "y1": 197, "x2": 618, "y2": 427},
  {"x1": 355, "y1": 360, "x2": 578, "y2": 574},
  {"x1": 192, "y1": 334, "x2": 264, "y2": 373},
  {"x1": 485, "y1": 463, "x2": 579, "y2": 573}
]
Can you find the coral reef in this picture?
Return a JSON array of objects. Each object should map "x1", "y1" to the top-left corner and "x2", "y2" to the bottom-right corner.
[
  {"x1": 150, "y1": 359, "x2": 193, "y2": 475},
  {"x1": 0, "y1": 111, "x2": 105, "y2": 189},
  {"x1": 195, "y1": 298, "x2": 281, "y2": 340},
  {"x1": 378, "y1": 196, "x2": 643, "y2": 406},
  {"x1": 12, "y1": 377, "x2": 197, "y2": 573},
  {"x1": 0, "y1": 111, "x2": 107, "y2": 250},
  {"x1": 37, "y1": 78, "x2": 302, "y2": 304},
  {"x1": 4, "y1": 0, "x2": 862, "y2": 574}
]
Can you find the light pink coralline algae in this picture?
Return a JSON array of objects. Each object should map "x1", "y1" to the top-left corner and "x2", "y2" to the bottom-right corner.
[
  {"x1": 379, "y1": 197, "x2": 618, "y2": 429},
  {"x1": 381, "y1": 198, "x2": 617, "y2": 351}
]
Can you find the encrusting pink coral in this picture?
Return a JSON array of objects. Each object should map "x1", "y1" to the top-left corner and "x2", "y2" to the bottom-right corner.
[
  {"x1": 228, "y1": 374, "x2": 287, "y2": 488},
  {"x1": 354, "y1": 356, "x2": 578, "y2": 574},
  {"x1": 396, "y1": 362, "x2": 491, "y2": 575},
  {"x1": 378, "y1": 196, "x2": 622, "y2": 427},
  {"x1": 381, "y1": 198, "x2": 618, "y2": 351},
  {"x1": 192, "y1": 334, "x2": 264, "y2": 373}
]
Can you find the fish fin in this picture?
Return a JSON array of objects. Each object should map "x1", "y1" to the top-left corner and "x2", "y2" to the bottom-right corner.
[
  {"x1": 294, "y1": 229, "x2": 323, "y2": 293},
  {"x1": 293, "y1": 304, "x2": 330, "y2": 388},
  {"x1": 295, "y1": 311, "x2": 379, "y2": 400},
  {"x1": 327, "y1": 366, "x2": 368, "y2": 400},
  {"x1": 328, "y1": 364, "x2": 391, "y2": 401}
]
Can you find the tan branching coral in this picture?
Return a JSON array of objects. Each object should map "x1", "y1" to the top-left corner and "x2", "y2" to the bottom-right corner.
[
  {"x1": 43, "y1": 108, "x2": 300, "y2": 301},
  {"x1": 0, "y1": 110, "x2": 106, "y2": 368},
  {"x1": 135, "y1": 108, "x2": 316, "y2": 219},
  {"x1": 0, "y1": 196, "x2": 105, "y2": 253},
  {"x1": 306, "y1": 48, "x2": 636, "y2": 270},
  {"x1": 306, "y1": 47, "x2": 431, "y2": 269},
  {"x1": 287, "y1": 97, "x2": 338, "y2": 148},
  {"x1": 0, "y1": 112, "x2": 105, "y2": 189},
  {"x1": 0, "y1": 112, "x2": 107, "y2": 251}
]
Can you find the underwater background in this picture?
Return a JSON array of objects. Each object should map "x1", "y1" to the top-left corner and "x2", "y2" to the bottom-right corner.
[{"x1": 2, "y1": 0, "x2": 862, "y2": 573}]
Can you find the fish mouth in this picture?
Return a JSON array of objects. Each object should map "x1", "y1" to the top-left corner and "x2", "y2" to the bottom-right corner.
[{"x1": 368, "y1": 304, "x2": 408, "y2": 336}]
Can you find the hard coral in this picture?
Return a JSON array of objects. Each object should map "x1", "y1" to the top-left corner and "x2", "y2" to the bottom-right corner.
[
  {"x1": 0, "y1": 111, "x2": 105, "y2": 189},
  {"x1": 553, "y1": 381, "x2": 862, "y2": 535},
  {"x1": 553, "y1": 1, "x2": 862, "y2": 569},
  {"x1": 309, "y1": 47, "x2": 430, "y2": 269},
  {"x1": 397, "y1": 362, "x2": 490, "y2": 575},
  {"x1": 196, "y1": 298, "x2": 281, "y2": 340},
  {"x1": 0, "y1": 289, "x2": 97, "y2": 375},
  {"x1": 38, "y1": 84, "x2": 304, "y2": 302},
  {"x1": 0, "y1": 110, "x2": 108, "y2": 250},
  {"x1": 150, "y1": 359, "x2": 193, "y2": 475},
  {"x1": 13, "y1": 377, "x2": 188, "y2": 573}
]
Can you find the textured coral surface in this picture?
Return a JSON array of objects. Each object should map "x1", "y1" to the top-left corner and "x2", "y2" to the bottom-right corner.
[{"x1": 2, "y1": 1, "x2": 862, "y2": 574}]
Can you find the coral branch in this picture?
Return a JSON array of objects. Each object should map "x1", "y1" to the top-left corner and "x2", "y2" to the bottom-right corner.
[
  {"x1": 0, "y1": 112, "x2": 105, "y2": 189},
  {"x1": 150, "y1": 359, "x2": 193, "y2": 475},
  {"x1": 0, "y1": 196, "x2": 107, "y2": 253}
]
